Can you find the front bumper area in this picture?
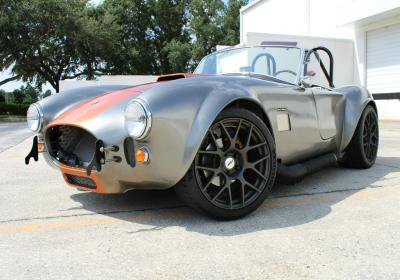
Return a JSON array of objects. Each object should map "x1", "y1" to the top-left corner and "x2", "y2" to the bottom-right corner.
[
  {"x1": 43, "y1": 125, "x2": 134, "y2": 193},
  {"x1": 35, "y1": 124, "x2": 173, "y2": 193},
  {"x1": 60, "y1": 163, "x2": 108, "y2": 193}
]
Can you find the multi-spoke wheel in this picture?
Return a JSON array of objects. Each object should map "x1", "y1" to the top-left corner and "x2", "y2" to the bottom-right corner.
[
  {"x1": 175, "y1": 108, "x2": 276, "y2": 220},
  {"x1": 340, "y1": 105, "x2": 379, "y2": 169}
]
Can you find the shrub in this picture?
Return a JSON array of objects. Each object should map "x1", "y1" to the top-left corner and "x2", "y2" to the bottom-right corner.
[{"x1": 0, "y1": 103, "x2": 30, "y2": 116}]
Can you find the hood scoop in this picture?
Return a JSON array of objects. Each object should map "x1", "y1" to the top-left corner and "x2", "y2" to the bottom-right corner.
[{"x1": 156, "y1": 73, "x2": 198, "y2": 82}]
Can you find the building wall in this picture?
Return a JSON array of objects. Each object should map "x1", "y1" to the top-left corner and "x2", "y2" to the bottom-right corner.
[
  {"x1": 241, "y1": 0, "x2": 400, "y2": 120},
  {"x1": 240, "y1": 0, "x2": 400, "y2": 86},
  {"x1": 241, "y1": 0, "x2": 310, "y2": 42},
  {"x1": 241, "y1": 0, "x2": 400, "y2": 41},
  {"x1": 352, "y1": 14, "x2": 400, "y2": 90}
]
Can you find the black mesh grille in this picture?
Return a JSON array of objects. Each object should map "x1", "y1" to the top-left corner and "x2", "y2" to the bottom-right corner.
[
  {"x1": 66, "y1": 174, "x2": 97, "y2": 189},
  {"x1": 47, "y1": 126, "x2": 96, "y2": 167},
  {"x1": 57, "y1": 126, "x2": 81, "y2": 153}
]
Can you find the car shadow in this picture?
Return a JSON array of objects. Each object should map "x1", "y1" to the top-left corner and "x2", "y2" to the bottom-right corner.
[{"x1": 70, "y1": 156, "x2": 399, "y2": 236}]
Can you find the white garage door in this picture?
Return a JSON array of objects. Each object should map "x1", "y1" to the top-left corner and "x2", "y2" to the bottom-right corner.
[{"x1": 367, "y1": 23, "x2": 400, "y2": 94}]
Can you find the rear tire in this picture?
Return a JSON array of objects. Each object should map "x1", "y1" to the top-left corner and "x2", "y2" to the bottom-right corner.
[
  {"x1": 175, "y1": 108, "x2": 277, "y2": 220},
  {"x1": 340, "y1": 105, "x2": 379, "y2": 169}
]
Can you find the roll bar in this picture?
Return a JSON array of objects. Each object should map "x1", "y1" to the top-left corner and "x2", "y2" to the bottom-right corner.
[{"x1": 304, "y1": 46, "x2": 335, "y2": 88}]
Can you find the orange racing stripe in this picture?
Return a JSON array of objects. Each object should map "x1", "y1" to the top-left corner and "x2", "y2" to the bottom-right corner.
[{"x1": 49, "y1": 83, "x2": 158, "y2": 127}]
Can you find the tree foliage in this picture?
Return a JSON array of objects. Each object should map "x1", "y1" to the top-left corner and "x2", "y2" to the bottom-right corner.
[
  {"x1": 0, "y1": 0, "x2": 117, "y2": 92},
  {"x1": 0, "y1": 0, "x2": 248, "y2": 91},
  {"x1": 99, "y1": 0, "x2": 154, "y2": 74},
  {"x1": 9, "y1": 85, "x2": 40, "y2": 104},
  {"x1": 222, "y1": 0, "x2": 249, "y2": 46},
  {"x1": 0, "y1": 89, "x2": 5, "y2": 103},
  {"x1": 188, "y1": 0, "x2": 226, "y2": 64},
  {"x1": 0, "y1": 85, "x2": 50, "y2": 105},
  {"x1": 150, "y1": 0, "x2": 191, "y2": 73}
]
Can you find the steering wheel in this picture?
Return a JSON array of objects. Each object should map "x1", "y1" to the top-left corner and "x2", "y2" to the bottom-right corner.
[
  {"x1": 251, "y1": 53, "x2": 276, "y2": 75},
  {"x1": 274, "y1": 70, "x2": 297, "y2": 77}
]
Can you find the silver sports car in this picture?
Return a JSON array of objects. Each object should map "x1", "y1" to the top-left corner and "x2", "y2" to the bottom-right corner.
[{"x1": 25, "y1": 45, "x2": 379, "y2": 219}]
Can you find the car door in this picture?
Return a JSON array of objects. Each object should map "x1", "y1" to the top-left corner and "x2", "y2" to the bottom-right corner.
[
  {"x1": 304, "y1": 49, "x2": 344, "y2": 140},
  {"x1": 258, "y1": 85, "x2": 324, "y2": 165},
  {"x1": 312, "y1": 87, "x2": 344, "y2": 140}
]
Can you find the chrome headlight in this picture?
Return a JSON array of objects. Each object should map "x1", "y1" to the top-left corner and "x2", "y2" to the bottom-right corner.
[
  {"x1": 124, "y1": 99, "x2": 152, "y2": 140},
  {"x1": 27, "y1": 103, "x2": 43, "y2": 132}
]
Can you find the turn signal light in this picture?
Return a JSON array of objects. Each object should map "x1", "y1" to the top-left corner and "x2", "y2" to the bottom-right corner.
[
  {"x1": 136, "y1": 148, "x2": 149, "y2": 163},
  {"x1": 37, "y1": 142, "x2": 44, "y2": 152}
]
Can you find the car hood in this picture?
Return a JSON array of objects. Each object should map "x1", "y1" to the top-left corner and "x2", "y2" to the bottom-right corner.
[
  {"x1": 48, "y1": 83, "x2": 157, "y2": 127},
  {"x1": 47, "y1": 73, "x2": 204, "y2": 128}
]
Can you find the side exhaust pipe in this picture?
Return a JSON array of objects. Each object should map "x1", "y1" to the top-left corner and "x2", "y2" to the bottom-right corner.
[{"x1": 277, "y1": 153, "x2": 337, "y2": 184}]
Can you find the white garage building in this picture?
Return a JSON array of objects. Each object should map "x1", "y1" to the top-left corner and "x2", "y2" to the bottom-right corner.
[{"x1": 240, "y1": 0, "x2": 400, "y2": 119}]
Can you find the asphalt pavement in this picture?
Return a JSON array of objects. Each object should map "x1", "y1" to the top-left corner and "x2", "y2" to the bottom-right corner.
[
  {"x1": 0, "y1": 122, "x2": 32, "y2": 153},
  {"x1": 0, "y1": 121, "x2": 399, "y2": 279}
]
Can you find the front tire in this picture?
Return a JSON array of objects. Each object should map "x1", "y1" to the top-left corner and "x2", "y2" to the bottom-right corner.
[
  {"x1": 175, "y1": 108, "x2": 277, "y2": 220},
  {"x1": 340, "y1": 105, "x2": 379, "y2": 169}
]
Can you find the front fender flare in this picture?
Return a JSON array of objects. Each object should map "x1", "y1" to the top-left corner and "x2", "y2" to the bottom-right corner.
[{"x1": 140, "y1": 76, "x2": 265, "y2": 187}]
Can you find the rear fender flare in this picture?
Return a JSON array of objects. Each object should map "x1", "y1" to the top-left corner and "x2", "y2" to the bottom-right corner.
[{"x1": 338, "y1": 86, "x2": 376, "y2": 152}]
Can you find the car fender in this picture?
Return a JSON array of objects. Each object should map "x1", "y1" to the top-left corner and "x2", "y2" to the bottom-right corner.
[
  {"x1": 337, "y1": 85, "x2": 376, "y2": 152},
  {"x1": 140, "y1": 76, "x2": 264, "y2": 186}
]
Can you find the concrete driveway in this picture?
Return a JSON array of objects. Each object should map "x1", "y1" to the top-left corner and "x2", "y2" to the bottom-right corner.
[
  {"x1": 0, "y1": 122, "x2": 32, "y2": 153},
  {"x1": 0, "y1": 122, "x2": 399, "y2": 279}
]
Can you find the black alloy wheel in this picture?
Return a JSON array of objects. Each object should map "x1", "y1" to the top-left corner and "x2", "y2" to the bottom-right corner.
[
  {"x1": 340, "y1": 105, "x2": 379, "y2": 169},
  {"x1": 176, "y1": 108, "x2": 277, "y2": 220},
  {"x1": 362, "y1": 109, "x2": 378, "y2": 162},
  {"x1": 195, "y1": 118, "x2": 271, "y2": 209}
]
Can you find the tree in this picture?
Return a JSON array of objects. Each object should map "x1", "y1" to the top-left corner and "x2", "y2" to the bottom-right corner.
[
  {"x1": 0, "y1": 89, "x2": 5, "y2": 103},
  {"x1": 10, "y1": 88, "x2": 25, "y2": 104},
  {"x1": 100, "y1": 0, "x2": 154, "y2": 75},
  {"x1": 188, "y1": 0, "x2": 226, "y2": 64},
  {"x1": 9, "y1": 85, "x2": 39, "y2": 104},
  {"x1": 222, "y1": 0, "x2": 248, "y2": 46},
  {"x1": 40, "y1": 90, "x2": 52, "y2": 100},
  {"x1": 150, "y1": 0, "x2": 191, "y2": 73},
  {"x1": 0, "y1": 0, "x2": 118, "y2": 92},
  {"x1": 163, "y1": 40, "x2": 192, "y2": 73},
  {"x1": 0, "y1": 0, "x2": 249, "y2": 88},
  {"x1": 22, "y1": 84, "x2": 39, "y2": 104}
]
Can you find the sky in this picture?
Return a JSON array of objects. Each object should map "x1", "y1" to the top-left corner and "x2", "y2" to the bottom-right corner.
[{"x1": 89, "y1": 0, "x2": 103, "y2": 5}]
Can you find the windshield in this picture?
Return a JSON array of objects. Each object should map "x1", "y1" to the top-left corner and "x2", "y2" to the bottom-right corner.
[{"x1": 194, "y1": 46, "x2": 302, "y2": 84}]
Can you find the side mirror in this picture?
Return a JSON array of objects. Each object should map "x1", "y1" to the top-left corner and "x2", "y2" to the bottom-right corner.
[{"x1": 300, "y1": 75, "x2": 313, "y2": 88}]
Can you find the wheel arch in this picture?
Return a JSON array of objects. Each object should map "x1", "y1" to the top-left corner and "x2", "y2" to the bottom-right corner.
[
  {"x1": 224, "y1": 99, "x2": 274, "y2": 139},
  {"x1": 337, "y1": 85, "x2": 376, "y2": 152},
  {"x1": 139, "y1": 76, "x2": 276, "y2": 188},
  {"x1": 368, "y1": 100, "x2": 378, "y2": 114}
]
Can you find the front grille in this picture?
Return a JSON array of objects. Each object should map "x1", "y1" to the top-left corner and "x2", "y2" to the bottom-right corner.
[
  {"x1": 66, "y1": 174, "x2": 97, "y2": 189},
  {"x1": 47, "y1": 126, "x2": 96, "y2": 168}
]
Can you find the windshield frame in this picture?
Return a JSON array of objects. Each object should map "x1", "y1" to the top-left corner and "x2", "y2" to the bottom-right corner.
[{"x1": 194, "y1": 45, "x2": 305, "y2": 86}]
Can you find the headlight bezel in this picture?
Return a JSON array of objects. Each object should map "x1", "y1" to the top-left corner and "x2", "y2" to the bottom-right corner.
[
  {"x1": 27, "y1": 103, "x2": 44, "y2": 132},
  {"x1": 124, "y1": 98, "x2": 152, "y2": 140}
]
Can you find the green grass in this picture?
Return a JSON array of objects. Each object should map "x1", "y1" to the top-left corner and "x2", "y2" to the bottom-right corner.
[{"x1": 0, "y1": 115, "x2": 26, "y2": 122}]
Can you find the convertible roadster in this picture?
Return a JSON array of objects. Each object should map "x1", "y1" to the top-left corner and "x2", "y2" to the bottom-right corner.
[{"x1": 25, "y1": 45, "x2": 379, "y2": 219}]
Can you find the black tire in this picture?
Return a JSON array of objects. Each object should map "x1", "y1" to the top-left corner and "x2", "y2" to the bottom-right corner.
[
  {"x1": 340, "y1": 105, "x2": 379, "y2": 169},
  {"x1": 175, "y1": 107, "x2": 277, "y2": 220}
]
